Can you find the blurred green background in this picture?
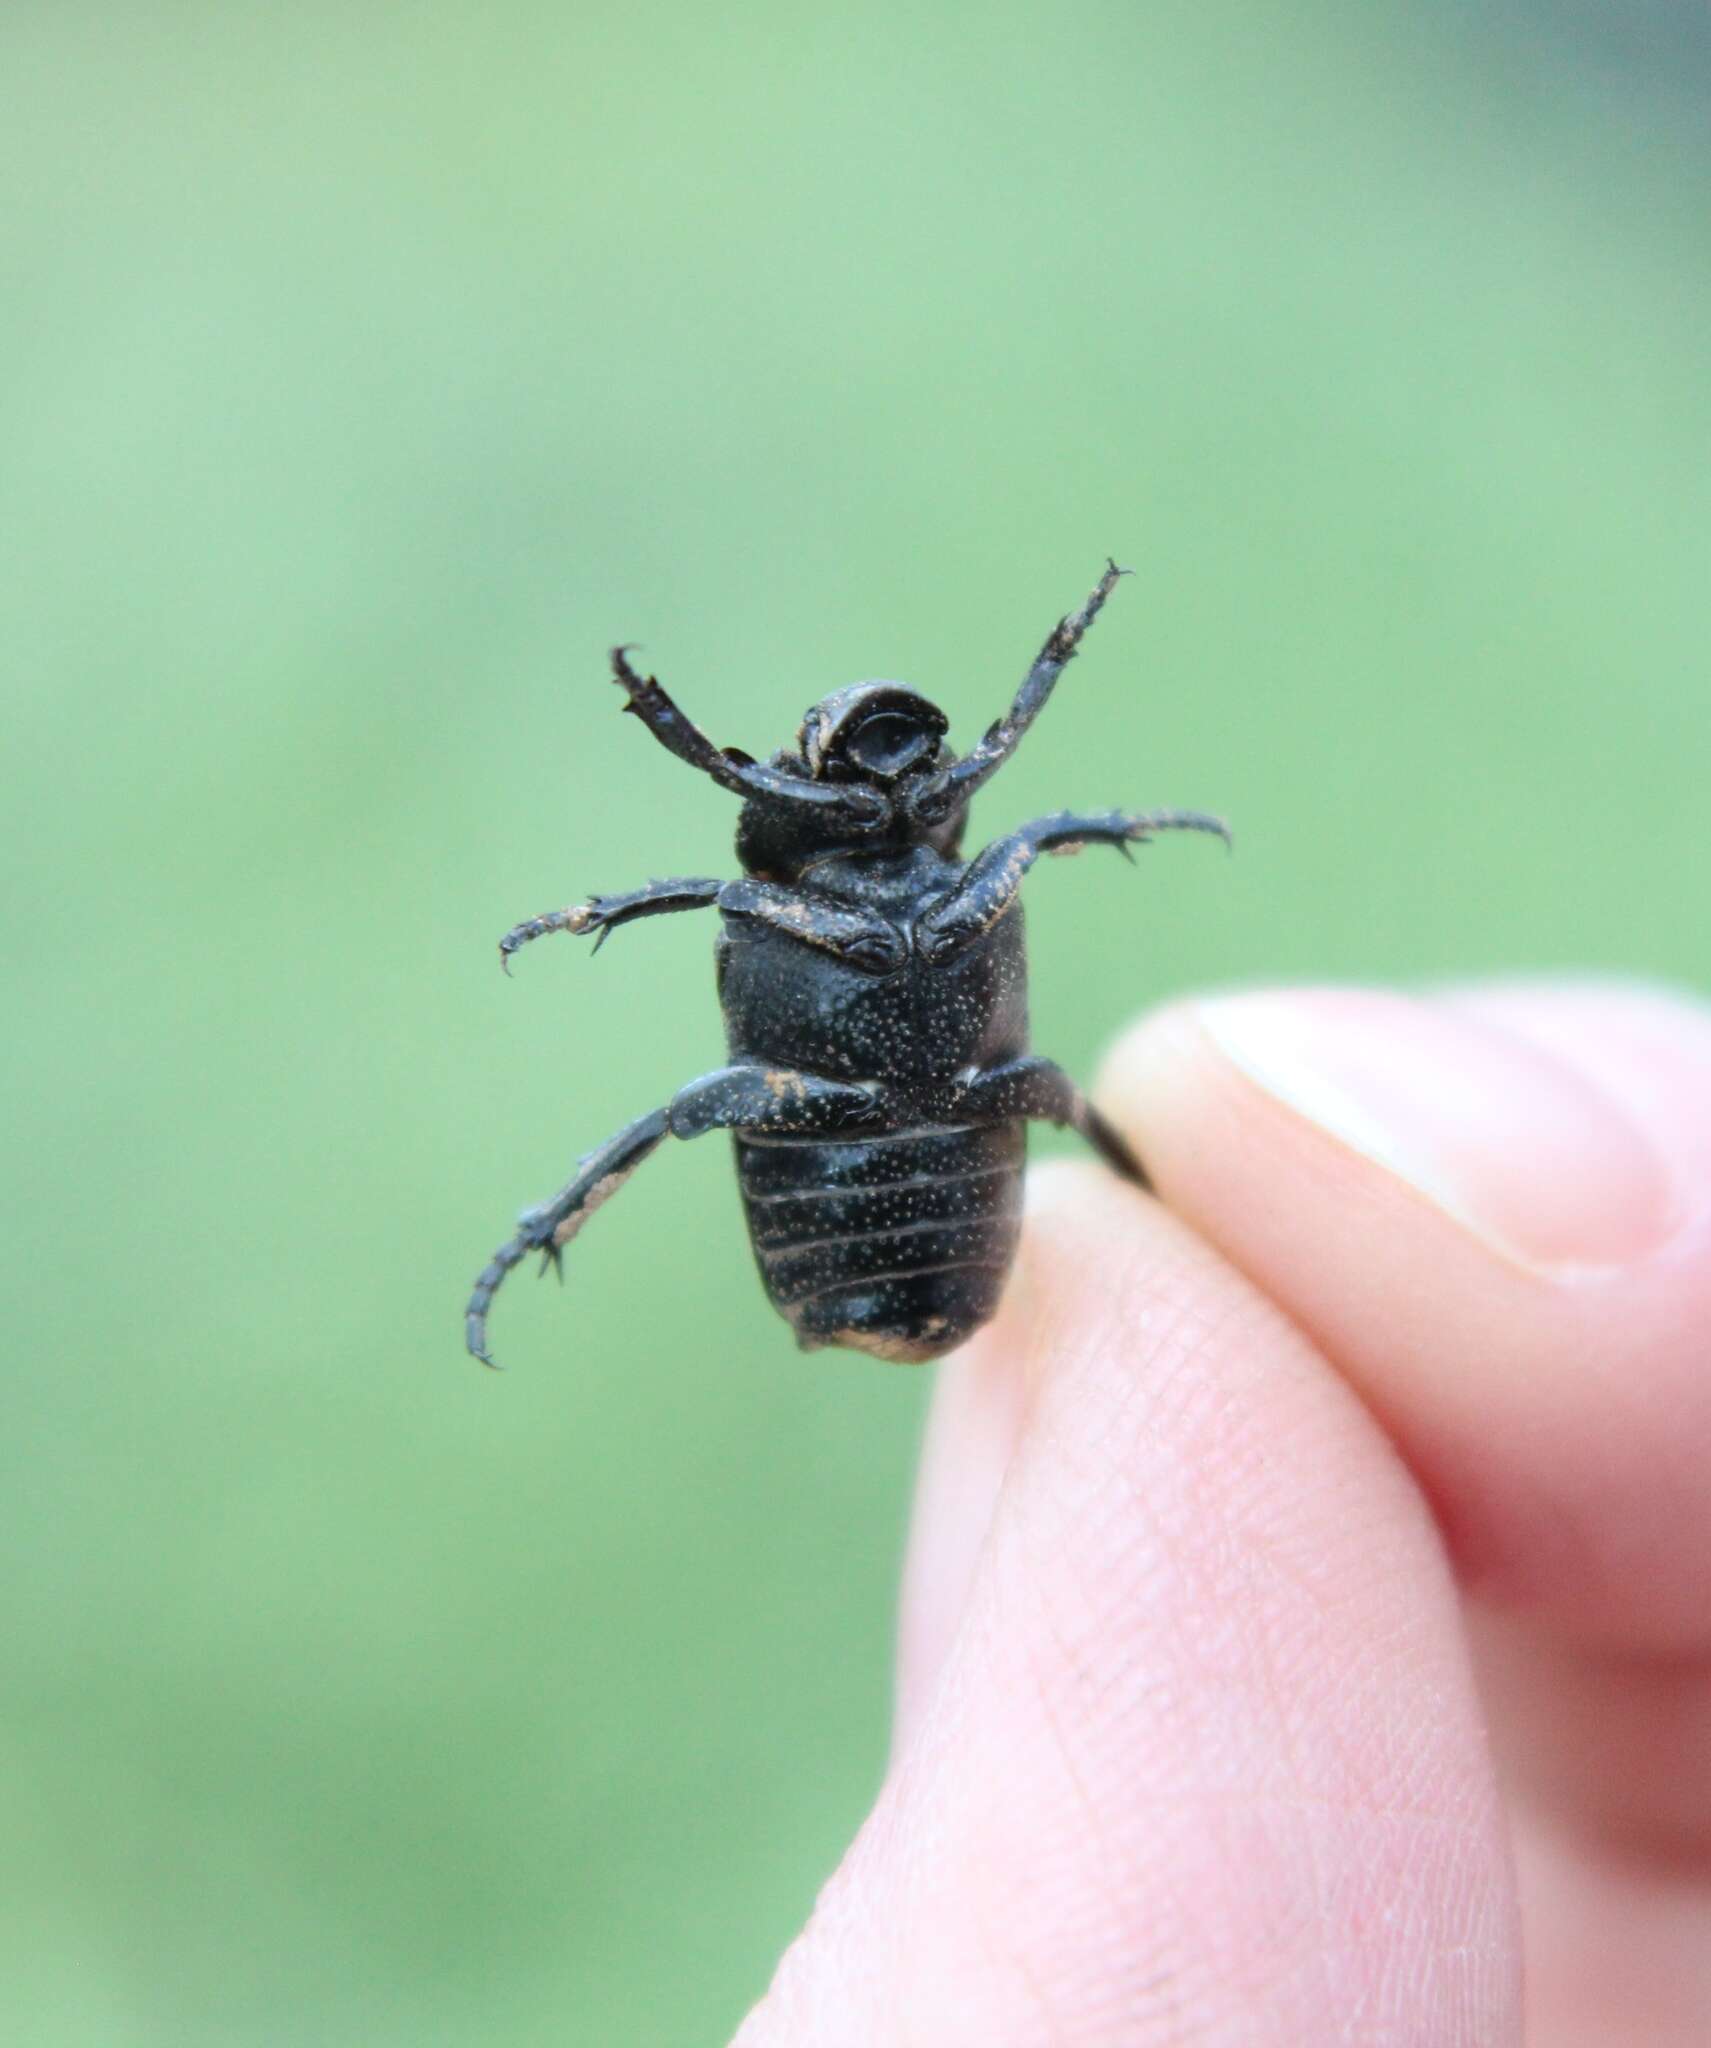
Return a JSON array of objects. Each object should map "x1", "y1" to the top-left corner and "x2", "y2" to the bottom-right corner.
[{"x1": 3, "y1": 1, "x2": 1707, "y2": 2040}]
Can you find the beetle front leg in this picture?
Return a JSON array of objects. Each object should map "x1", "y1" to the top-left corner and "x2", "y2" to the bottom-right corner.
[
  {"x1": 608, "y1": 646, "x2": 885, "y2": 828},
  {"x1": 917, "y1": 808, "x2": 1230, "y2": 964},
  {"x1": 950, "y1": 1054, "x2": 1150, "y2": 1189},
  {"x1": 910, "y1": 561, "x2": 1130, "y2": 826},
  {"x1": 497, "y1": 877, "x2": 724, "y2": 973}
]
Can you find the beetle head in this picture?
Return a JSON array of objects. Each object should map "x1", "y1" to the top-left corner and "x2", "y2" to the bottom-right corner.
[{"x1": 798, "y1": 684, "x2": 949, "y2": 788}]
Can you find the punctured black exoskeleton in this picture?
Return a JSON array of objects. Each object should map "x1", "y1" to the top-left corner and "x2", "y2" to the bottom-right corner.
[{"x1": 467, "y1": 561, "x2": 1228, "y2": 1368}]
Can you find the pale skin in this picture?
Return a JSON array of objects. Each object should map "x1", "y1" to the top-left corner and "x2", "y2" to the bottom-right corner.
[{"x1": 732, "y1": 979, "x2": 1711, "y2": 2046}]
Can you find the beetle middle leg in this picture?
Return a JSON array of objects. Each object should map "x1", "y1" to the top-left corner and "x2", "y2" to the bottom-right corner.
[
  {"x1": 717, "y1": 879, "x2": 906, "y2": 974},
  {"x1": 917, "y1": 808, "x2": 1230, "y2": 964},
  {"x1": 498, "y1": 877, "x2": 724, "y2": 973}
]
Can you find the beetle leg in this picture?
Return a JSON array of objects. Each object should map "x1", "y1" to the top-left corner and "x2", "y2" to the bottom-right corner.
[
  {"x1": 947, "y1": 1054, "x2": 1150, "y2": 1189},
  {"x1": 465, "y1": 1070, "x2": 888, "y2": 1368},
  {"x1": 497, "y1": 877, "x2": 724, "y2": 973},
  {"x1": 667, "y1": 1065, "x2": 887, "y2": 1140},
  {"x1": 916, "y1": 808, "x2": 1230, "y2": 965},
  {"x1": 465, "y1": 1108, "x2": 670, "y2": 1367},
  {"x1": 909, "y1": 561, "x2": 1130, "y2": 826},
  {"x1": 717, "y1": 879, "x2": 906, "y2": 975},
  {"x1": 607, "y1": 646, "x2": 886, "y2": 829}
]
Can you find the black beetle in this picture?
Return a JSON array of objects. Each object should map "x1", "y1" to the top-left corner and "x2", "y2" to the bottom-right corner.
[{"x1": 466, "y1": 561, "x2": 1227, "y2": 1368}]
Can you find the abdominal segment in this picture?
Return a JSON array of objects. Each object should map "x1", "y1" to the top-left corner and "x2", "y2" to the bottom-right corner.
[{"x1": 734, "y1": 1120, "x2": 1026, "y2": 1362}]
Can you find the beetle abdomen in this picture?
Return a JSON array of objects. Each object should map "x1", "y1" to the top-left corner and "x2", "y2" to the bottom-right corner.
[{"x1": 734, "y1": 1121, "x2": 1026, "y2": 1362}]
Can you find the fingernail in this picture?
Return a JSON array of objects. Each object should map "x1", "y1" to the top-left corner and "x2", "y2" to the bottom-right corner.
[{"x1": 1194, "y1": 988, "x2": 1688, "y2": 1271}]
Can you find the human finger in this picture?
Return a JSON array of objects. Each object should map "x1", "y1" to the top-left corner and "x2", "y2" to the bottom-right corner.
[
  {"x1": 1096, "y1": 982, "x2": 1711, "y2": 1651},
  {"x1": 739, "y1": 1165, "x2": 1519, "y2": 2045}
]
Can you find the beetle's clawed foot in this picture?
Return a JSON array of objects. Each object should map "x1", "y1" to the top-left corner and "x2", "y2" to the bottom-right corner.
[
  {"x1": 1079, "y1": 557, "x2": 1130, "y2": 621},
  {"x1": 1048, "y1": 559, "x2": 1131, "y2": 662},
  {"x1": 497, "y1": 902, "x2": 603, "y2": 971},
  {"x1": 497, "y1": 927, "x2": 533, "y2": 972},
  {"x1": 465, "y1": 1317, "x2": 502, "y2": 1370},
  {"x1": 1124, "y1": 810, "x2": 1232, "y2": 854},
  {"x1": 610, "y1": 643, "x2": 651, "y2": 710}
]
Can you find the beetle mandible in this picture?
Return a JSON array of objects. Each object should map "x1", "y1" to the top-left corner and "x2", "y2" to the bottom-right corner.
[{"x1": 466, "y1": 561, "x2": 1228, "y2": 1368}]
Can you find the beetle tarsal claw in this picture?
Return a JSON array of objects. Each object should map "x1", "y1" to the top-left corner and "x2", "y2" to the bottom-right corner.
[{"x1": 610, "y1": 644, "x2": 651, "y2": 706}]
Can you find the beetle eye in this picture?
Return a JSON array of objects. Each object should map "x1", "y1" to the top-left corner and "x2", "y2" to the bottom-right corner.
[{"x1": 844, "y1": 712, "x2": 933, "y2": 778}]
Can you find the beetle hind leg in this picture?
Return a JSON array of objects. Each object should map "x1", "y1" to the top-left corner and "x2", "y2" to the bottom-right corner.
[
  {"x1": 1026, "y1": 1069, "x2": 1150, "y2": 1189},
  {"x1": 465, "y1": 1107, "x2": 670, "y2": 1368},
  {"x1": 464, "y1": 1068, "x2": 890, "y2": 1370},
  {"x1": 1070, "y1": 1091, "x2": 1151, "y2": 1189},
  {"x1": 955, "y1": 1054, "x2": 1152, "y2": 1191}
]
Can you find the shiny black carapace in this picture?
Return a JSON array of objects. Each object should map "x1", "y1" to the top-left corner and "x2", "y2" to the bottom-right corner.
[{"x1": 466, "y1": 562, "x2": 1227, "y2": 1368}]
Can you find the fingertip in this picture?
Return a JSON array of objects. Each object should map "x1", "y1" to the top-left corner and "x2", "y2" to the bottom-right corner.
[
  {"x1": 1443, "y1": 978, "x2": 1711, "y2": 1217},
  {"x1": 1094, "y1": 981, "x2": 1711, "y2": 1647},
  {"x1": 1106, "y1": 985, "x2": 1699, "y2": 1271}
]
